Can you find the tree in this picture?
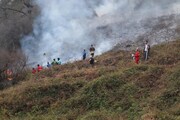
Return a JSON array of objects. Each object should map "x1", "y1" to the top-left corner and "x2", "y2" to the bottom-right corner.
[
  {"x1": 0, "y1": 49, "x2": 28, "y2": 89},
  {"x1": 0, "y1": 0, "x2": 38, "y2": 51},
  {"x1": 0, "y1": 0, "x2": 39, "y2": 89}
]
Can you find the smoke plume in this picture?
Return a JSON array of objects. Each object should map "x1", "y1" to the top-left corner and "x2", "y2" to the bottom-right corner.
[{"x1": 21, "y1": 0, "x2": 180, "y2": 66}]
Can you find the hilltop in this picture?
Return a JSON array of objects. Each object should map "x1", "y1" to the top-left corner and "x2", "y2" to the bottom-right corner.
[{"x1": 0, "y1": 40, "x2": 179, "y2": 120}]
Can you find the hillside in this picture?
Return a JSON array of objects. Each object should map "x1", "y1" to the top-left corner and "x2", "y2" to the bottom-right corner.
[{"x1": 0, "y1": 40, "x2": 180, "y2": 120}]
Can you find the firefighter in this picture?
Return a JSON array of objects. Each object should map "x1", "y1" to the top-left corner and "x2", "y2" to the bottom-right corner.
[{"x1": 135, "y1": 48, "x2": 140, "y2": 64}]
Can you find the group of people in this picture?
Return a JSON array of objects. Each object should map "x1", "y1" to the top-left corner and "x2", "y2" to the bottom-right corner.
[
  {"x1": 32, "y1": 58, "x2": 62, "y2": 74},
  {"x1": 82, "y1": 44, "x2": 96, "y2": 67},
  {"x1": 132, "y1": 41, "x2": 151, "y2": 64},
  {"x1": 31, "y1": 41, "x2": 151, "y2": 74},
  {"x1": 32, "y1": 44, "x2": 96, "y2": 74}
]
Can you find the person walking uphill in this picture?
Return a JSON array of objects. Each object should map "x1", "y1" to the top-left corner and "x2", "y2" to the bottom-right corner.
[
  {"x1": 47, "y1": 62, "x2": 51, "y2": 68},
  {"x1": 89, "y1": 45, "x2": 95, "y2": 57},
  {"x1": 143, "y1": 41, "x2": 150, "y2": 61},
  {"x1": 83, "y1": 49, "x2": 87, "y2": 60},
  {"x1": 135, "y1": 48, "x2": 140, "y2": 64}
]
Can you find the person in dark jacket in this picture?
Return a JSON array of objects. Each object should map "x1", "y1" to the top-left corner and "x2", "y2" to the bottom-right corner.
[
  {"x1": 89, "y1": 45, "x2": 95, "y2": 57},
  {"x1": 47, "y1": 62, "x2": 51, "y2": 68},
  {"x1": 89, "y1": 56, "x2": 95, "y2": 67},
  {"x1": 83, "y1": 49, "x2": 87, "y2": 60}
]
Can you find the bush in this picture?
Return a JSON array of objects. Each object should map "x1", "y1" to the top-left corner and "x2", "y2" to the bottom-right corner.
[{"x1": 0, "y1": 50, "x2": 27, "y2": 89}]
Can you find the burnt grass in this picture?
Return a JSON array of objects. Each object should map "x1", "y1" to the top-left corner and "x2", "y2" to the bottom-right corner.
[{"x1": 0, "y1": 40, "x2": 180, "y2": 120}]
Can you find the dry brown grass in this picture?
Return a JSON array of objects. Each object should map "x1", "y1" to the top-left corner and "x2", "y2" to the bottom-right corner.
[{"x1": 0, "y1": 40, "x2": 179, "y2": 120}]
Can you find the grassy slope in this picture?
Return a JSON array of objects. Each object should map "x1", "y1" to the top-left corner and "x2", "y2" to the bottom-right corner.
[{"x1": 0, "y1": 40, "x2": 180, "y2": 120}]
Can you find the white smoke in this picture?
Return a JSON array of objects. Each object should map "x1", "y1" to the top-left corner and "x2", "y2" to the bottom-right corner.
[{"x1": 21, "y1": 0, "x2": 180, "y2": 66}]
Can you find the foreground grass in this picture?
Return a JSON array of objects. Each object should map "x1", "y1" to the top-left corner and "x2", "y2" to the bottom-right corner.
[{"x1": 0, "y1": 40, "x2": 180, "y2": 120}]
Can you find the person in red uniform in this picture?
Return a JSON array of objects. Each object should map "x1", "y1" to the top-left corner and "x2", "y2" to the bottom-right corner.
[
  {"x1": 135, "y1": 48, "x2": 140, "y2": 64},
  {"x1": 32, "y1": 68, "x2": 36, "y2": 74},
  {"x1": 37, "y1": 64, "x2": 43, "y2": 72}
]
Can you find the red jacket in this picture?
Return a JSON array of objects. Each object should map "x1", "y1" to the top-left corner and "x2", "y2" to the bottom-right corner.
[
  {"x1": 37, "y1": 66, "x2": 43, "y2": 72},
  {"x1": 135, "y1": 51, "x2": 140, "y2": 59},
  {"x1": 32, "y1": 69, "x2": 36, "y2": 74}
]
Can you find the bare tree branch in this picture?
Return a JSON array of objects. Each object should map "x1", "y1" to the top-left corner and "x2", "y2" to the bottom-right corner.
[{"x1": 0, "y1": 7, "x2": 27, "y2": 16}]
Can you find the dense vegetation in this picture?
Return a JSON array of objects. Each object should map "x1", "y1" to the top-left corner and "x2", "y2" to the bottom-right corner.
[{"x1": 0, "y1": 40, "x2": 179, "y2": 120}]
